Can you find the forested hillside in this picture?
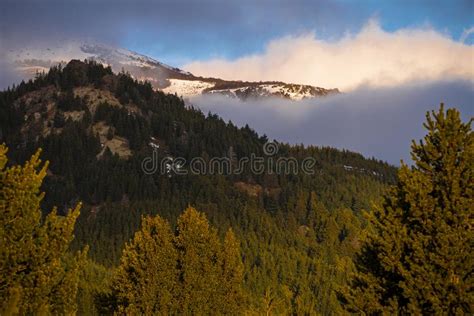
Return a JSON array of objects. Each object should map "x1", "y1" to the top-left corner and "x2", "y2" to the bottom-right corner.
[{"x1": 0, "y1": 60, "x2": 398, "y2": 314}]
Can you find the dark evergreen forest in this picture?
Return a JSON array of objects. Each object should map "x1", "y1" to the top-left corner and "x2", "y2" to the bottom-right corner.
[{"x1": 1, "y1": 60, "x2": 406, "y2": 314}]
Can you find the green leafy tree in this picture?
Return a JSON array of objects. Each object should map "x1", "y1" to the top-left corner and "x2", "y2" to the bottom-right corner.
[
  {"x1": 0, "y1": 145, "x2": 85, "y2": 315},
  {"x1": 342, "y1": 105, "x2": 473, "y2": 314}
]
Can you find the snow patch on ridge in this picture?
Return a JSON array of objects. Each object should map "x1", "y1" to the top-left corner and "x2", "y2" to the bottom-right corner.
[{"x1": 163, "y1": 79, "x2": 215, "y2": 98}]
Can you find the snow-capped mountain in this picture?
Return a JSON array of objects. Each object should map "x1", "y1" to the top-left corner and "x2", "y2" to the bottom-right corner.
[{"x1": 7, "y1": 41, "x2": 339, "y2": 101}]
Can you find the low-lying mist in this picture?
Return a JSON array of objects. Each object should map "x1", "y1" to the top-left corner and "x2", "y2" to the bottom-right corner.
[{"x1": 190, "y1": 80, "x2": 474, "y2": 165}]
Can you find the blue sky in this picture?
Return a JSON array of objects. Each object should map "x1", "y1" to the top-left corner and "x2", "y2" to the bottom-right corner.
[
  {"x1": 123, "y1": 0, "x2": 474, "y2": 66},
  {"x1": 1, "y1": 0, "x2": 473, "y2": 67}
]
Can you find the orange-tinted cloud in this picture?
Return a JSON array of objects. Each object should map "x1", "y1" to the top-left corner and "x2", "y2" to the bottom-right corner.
[{"x1": 185, "y1": 20, "x2": 474, "y2": 91}]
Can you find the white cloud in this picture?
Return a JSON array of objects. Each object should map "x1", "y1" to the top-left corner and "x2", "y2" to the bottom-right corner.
[{"x1": 184, "y1": 20, "x2": 474, "y2": 91}]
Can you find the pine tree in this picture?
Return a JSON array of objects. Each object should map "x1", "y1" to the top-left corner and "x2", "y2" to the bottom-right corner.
[
  {"x1": 0, "y1": 145, "x2": 85, "y2": 315},
  {"x1": 342, "y1": 105, "x2": 473, "y2": 314},
  {"x1": 219, "y1": 228, "x2": 245, "y2": 314},
  {"x1": 113, "y1": 215, "x2": 178, "y2": 315},
  {"x1": 112, "y1": 207, "x2": 245, "y2": 314},
  {"x1": 174, "y1": 206, "x2": 222, "y2": 314},
  {"x1": 106, "y1": 127, "x2": 114, "y2": 140}
]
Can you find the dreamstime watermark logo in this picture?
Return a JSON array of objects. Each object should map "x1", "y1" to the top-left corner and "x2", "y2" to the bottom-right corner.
[
  {"x1": 262, "y1": 141, "x2": 278, "y2": 156},
  {"x1": 142, "y1": 141, "x2": 316, "y2": 176}
]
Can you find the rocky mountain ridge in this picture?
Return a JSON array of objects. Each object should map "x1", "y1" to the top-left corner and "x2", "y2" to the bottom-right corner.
[{"x1": 8, "y1": 42, "x2": 339, "y2": 101}]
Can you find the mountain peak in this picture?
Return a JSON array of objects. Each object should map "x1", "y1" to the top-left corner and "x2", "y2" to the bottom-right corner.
[{"x1": 8, "y1": 41, "x2": 338, "y2": 101}]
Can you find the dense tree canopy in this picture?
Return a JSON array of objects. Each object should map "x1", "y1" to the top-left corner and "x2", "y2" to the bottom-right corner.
[
  {"x1": 3, "y1": 61, "x2": 467, "y2": 315},
  {"x1": 113, "y1": 207, "x2": 244, "y2": 315}
]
